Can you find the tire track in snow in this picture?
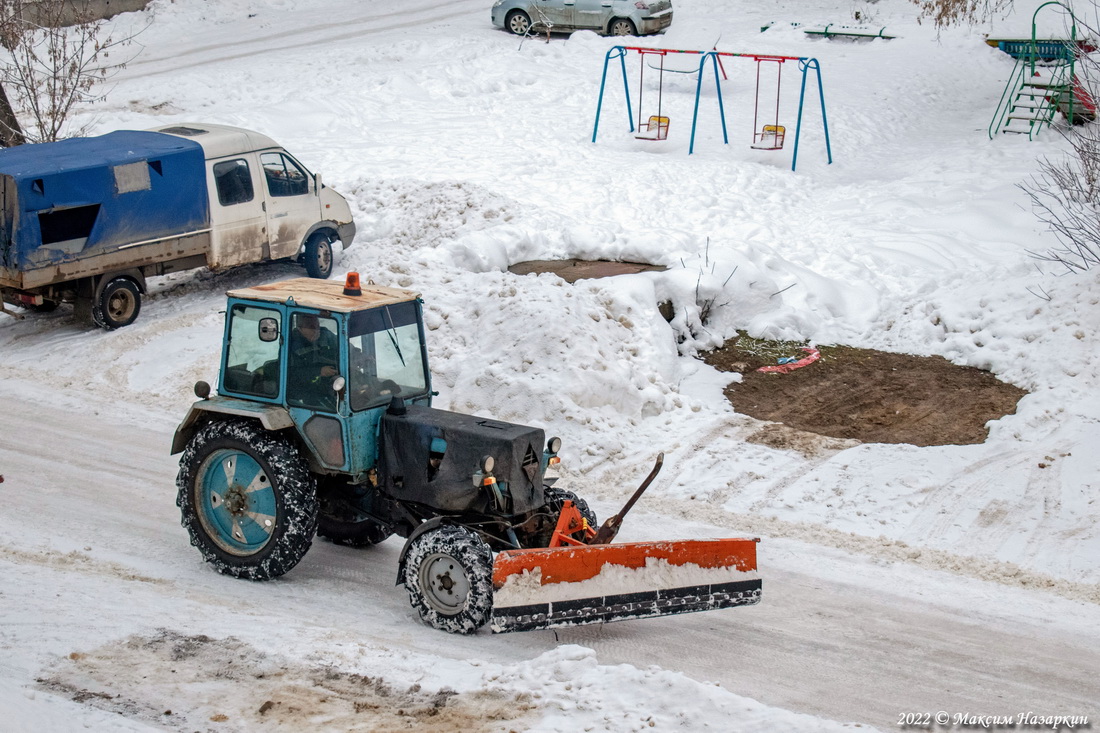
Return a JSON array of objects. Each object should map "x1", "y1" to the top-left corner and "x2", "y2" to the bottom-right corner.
[{"x1": 116, "y1": 1, "x2": 487, "y2": 80}]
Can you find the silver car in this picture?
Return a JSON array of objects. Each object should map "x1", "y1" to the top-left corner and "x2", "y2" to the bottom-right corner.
[{"x1": 491, "y1": 0, "x2": 673, "y2": 37}]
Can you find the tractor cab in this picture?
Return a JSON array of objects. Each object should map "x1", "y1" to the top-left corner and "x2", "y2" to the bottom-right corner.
[{"x1": 215, "y1": 275, "x2": 431, "y2": 476}]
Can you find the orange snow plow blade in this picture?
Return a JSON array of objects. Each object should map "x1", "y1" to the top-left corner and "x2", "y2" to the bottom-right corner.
[{"x1": 489, "y1": 537, "x2": 761, "y2": 633}]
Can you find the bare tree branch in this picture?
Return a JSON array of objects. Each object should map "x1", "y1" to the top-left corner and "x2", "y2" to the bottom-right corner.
[
  {"x1": 0, "y1": 0, "x2": 139, "y2": 145},
  {"x1": 909, "y1": 0, "x2": 1014, "y2": 28}
]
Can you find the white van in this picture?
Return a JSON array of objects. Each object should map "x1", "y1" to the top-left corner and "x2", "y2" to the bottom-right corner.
[
  {"x1": 152, "y1": 122, "x2": 356, "y2": 279},
  {"x1": 1, "y1": 122, "x2": 356, "y2": 328}
]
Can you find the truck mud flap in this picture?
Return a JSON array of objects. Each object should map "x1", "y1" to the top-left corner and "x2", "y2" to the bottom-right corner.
[{"x1": 489, "y1": 538, "x2": 761, "y2": 633}]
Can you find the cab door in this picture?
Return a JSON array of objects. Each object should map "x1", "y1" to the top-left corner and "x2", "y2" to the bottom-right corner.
[
  {"x1": 207, "y1": 154, "x2": 268, "y2": 268},
  {"x1": 259, "y1": 151, "x2": 321, "y2": 260},
  {"x1": 285, "y1": 310, "x2": 349, "y2": 471}
]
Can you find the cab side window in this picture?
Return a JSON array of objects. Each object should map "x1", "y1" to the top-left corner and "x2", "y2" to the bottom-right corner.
[
  {"x1": 286, "y1": 312, "x2": 340, "y2": 412},
  {"x1": 261, "y1": 153, "x2": 310, "y2": 197},
  {"x1": 223, "y1": 304, "x2": 281, "y2": 398},
  {"x1": 213, "y1": 159, "x2": 255, "y2": 206}
]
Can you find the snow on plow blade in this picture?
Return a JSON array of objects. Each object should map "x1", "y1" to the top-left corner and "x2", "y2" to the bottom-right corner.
[{"x1": 489, "y1": 538, "x2": 761, "y2": 633}]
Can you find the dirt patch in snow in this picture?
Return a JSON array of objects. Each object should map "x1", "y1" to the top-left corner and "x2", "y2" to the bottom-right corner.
[
  {"x1": 38, "y1": 630, "x2": 537, "y2": 732},
  {"x1": 701, "y1": 335, "x2": 1027, "y2": 447},
  {"x1": 509, "y1": 259, "x2": 666, "y2": 282}
]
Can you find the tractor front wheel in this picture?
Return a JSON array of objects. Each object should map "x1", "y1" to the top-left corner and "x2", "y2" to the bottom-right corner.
[
  {"x1": 177, "y1": 419, "x2": 318, "y2": 580},
  {"x1": 402, "y1": 525, "x2": 493, "y2": 634},
  {"x1": 544, "y1": 486, "x2": 597, "y2": 544}
]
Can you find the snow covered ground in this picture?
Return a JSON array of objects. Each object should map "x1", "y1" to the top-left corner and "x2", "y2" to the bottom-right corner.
[{"x1": 1, "y1": 0, "x2": 1099, "y2": 729}]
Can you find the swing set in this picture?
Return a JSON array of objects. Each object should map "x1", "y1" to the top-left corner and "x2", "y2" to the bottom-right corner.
[{"x1": 591, "y1": 45, "x2": 833, "y2": 171}]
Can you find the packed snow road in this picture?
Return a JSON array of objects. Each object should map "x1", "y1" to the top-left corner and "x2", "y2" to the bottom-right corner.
[{"x1": 1, "y1": 382, "x2": 1096, "y2": 729}]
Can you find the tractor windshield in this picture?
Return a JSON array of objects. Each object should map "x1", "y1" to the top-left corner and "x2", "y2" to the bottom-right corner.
[{"x1": 347, "y1": 301, "x2": 429, "y2": 411}]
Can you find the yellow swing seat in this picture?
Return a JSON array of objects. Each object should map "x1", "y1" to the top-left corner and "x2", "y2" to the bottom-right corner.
[
  {"x1": 752, "y1": 124, "x2": 786, "y2": 150},
  {"x1": 636, "y1": 115, "x2": 670, "y2": 141}
]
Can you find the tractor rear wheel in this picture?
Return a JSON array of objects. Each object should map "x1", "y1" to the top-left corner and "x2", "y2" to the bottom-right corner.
[
  {"x1": 317, "y1": 482, "x2": 394, "y2": 547},
  {"x1": 402, "y1": 525, "x2": 493, "y2": 634},
  {"x1": 319, "y1": 515, "x2": 392, "y2": 546},
  {"x1": 177, "y1": 419, "x2": 318, "y2": 580}
]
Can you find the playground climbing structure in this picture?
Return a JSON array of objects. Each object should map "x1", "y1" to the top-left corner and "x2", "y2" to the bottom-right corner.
[{"x1": 988, "y1": 1, "x2": 1096, "y2": 140}]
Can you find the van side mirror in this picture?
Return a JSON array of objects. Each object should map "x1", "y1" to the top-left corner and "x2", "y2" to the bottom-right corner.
[{"x1": 314, "y1": 172, "x2": 323, "y2": 194}]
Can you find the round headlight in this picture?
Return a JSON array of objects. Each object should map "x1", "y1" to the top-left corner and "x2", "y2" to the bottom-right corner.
[
  {"x1": 547, "y1": 436, "x2": 562, "y2": 454},
  {"x1": 481, "y1": 455, "x2": 495, "y2": 473}
]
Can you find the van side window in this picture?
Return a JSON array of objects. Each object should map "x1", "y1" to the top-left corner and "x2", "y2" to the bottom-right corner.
[
  {"x1": 212, "y1": 159, "x2": 254, "y2": 206},
  {"x1": 261, "y1": 153, "x2": 310, "y2": 197}
]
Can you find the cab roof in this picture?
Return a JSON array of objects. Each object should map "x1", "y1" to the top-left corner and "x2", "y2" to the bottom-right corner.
[{"x1": 227, "y1": 278, "x2": 420, "y2": 313}]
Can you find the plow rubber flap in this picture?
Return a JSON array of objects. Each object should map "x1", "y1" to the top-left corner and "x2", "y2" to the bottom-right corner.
[{"x1": 489, "y1": 538, "x2": 761, "y2": 633}]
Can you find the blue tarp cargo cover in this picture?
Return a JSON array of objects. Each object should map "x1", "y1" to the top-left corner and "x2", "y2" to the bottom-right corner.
[{"x1": 0, "y1": 130, "x2": 210, "y2": 271}]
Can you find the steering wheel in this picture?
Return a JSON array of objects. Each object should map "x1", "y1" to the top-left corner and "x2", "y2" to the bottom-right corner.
[{"x1": 377, "y1": 379, "x2": 401, "y2": 397}]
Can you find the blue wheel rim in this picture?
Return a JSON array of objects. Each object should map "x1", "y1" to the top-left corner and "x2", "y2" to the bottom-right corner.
[{"x1": 196, "y1": 448, "x2": 278, "y2": 556}]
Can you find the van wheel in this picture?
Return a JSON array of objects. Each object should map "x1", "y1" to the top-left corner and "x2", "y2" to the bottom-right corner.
[
  {"x1": 304, "y1": 232, "x2": 334, "y2": 279},
  {"x1": 93, "y1": 277, "x2": 141, "y2": 330}
]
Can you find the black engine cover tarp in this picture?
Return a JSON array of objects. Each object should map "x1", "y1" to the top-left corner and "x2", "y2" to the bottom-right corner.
[{"x1": 379, "y1": 404, "x2": 545, "y2": 515}]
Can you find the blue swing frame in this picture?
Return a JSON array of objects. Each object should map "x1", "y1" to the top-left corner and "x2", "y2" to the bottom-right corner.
[{"x1": 591, "y1": 46, "x2": 833, "y2": 171}]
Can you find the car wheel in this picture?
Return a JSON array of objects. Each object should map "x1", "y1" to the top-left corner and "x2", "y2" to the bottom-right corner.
[
  {"x1": 304, "y1": 231, "x2": 334, "y2": 279},
  {"x1": 93, "y1": 277, "x2": 141, "y2": 330},
  {"x1": 507, "y1": 10, "x2": 532, "y2": 35},
  {"x1": 608, "y1": 18, "x2": 636, "y2": 36}
]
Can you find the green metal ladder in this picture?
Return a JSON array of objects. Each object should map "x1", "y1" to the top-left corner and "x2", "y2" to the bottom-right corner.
[{"x1": 988, "y1": 1, "x2": 1077, "y2": 140}]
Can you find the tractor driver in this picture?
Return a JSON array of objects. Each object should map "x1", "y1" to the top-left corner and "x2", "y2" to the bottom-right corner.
[{"x1": 288, "y1": 312, "x2": 339, "y2": 410}]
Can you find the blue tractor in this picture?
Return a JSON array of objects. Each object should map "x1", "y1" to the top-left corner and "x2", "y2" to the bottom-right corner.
[{"x1": 171, "y1": 274, "x2": 761, "y2": 633}]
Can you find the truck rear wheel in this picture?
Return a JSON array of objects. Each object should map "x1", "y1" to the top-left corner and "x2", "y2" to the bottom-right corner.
[
  {"x1": 93, "y1": 277, "x2": 141, "y2": 329},
  {"x1": 402, "y1": 525, "x2": 493, "y2": 634},
  {"x1": 176, "y1": 419, "x2": 318, "y2": 580}
]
